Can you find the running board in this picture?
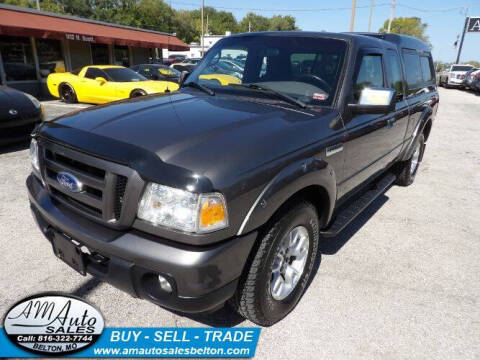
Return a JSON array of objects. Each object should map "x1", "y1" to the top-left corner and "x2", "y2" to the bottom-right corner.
[{"x1": 320, "y1": 173, "x2": 397, "y2": 237}]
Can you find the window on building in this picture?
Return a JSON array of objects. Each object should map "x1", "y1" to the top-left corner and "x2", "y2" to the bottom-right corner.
[
  {"x1": 36, "y1": 39, "x2": 65, "y2": 78},
  {"x1": 386, "y1": 49, "x2": 404, "y2": 98},
  {"x1": 402, "y1": 50, "x2": 422, "y2": 90},
  {"x1": 91, "y1": 43, "x2": 109, "y2": 65},
  {"x1": 114, "y1": 45, "x2": 130, "y2": 67},
  {"x1": 354, "y1": 54, "x2": 384, "y2": 100},
  {"x1": 0, "y1": 35, "x2": 36, "y2": 81}
]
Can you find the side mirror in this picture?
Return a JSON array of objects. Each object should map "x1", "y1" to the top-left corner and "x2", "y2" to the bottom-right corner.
[
  {"x1": 348, "y1": 87, "x2": 396, "y2": 114},
  {"x1": 95, "y1": 77, "x2": 107, "y2": 85},
  {"x1": 178, "y1": 71, "x2": 190, "y2": 86}
]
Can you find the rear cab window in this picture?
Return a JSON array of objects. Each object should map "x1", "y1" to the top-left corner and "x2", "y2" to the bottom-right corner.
[
  {"x1": 401, "y1": 50, "x2": 422, "y2": 93},
  {"x1": 385, "y1": 49, "x2": 405, "y2": 100}
]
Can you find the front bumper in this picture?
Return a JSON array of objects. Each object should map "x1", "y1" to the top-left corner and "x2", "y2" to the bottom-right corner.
[
  {"x1": 27, "y1": 174, "x2": 257, "y2": 313},
  {"x1": 0, "y1": 116, "x2": 41, "y2": 145},
  {"x1": 447, "y1": 77, "x2": 464, "y2": 86}
]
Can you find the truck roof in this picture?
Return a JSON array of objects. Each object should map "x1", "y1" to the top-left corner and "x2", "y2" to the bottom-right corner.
[{"x1": 227, "y1": 31, "x2": 431, "y2": 53}]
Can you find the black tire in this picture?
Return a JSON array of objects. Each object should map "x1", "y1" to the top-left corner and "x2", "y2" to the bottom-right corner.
[
  {"x1": 230, "y1": 201, "x2": 319, "y2": 326},
  {"x1": 396, "y1": 133, "x2": 425, "y2": 186},
  {"x1": 130, "y1": 89, "x2": 147, "y2": 98},
  {"x1": 59, "y1": 83, "x2": 77, "y2": 103}
]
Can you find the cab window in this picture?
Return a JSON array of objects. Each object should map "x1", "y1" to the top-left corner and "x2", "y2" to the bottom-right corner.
[
  {"x1": 420, "y1": 56, "x2": 434, "y2": 83},
  {"x1": 402, "y1": 50, "x2": 422, "y2": 90},
  {"x1": 385, "y1": 50, "x2": 404, "y2": 98},
  {"x1": 354, "y1": 54, "x2": 384, "y2": 100}
]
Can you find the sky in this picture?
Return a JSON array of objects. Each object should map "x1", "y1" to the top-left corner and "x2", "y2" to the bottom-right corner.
[{"x1": 168, "y1": 0, "x2": 480, "y2": 63}]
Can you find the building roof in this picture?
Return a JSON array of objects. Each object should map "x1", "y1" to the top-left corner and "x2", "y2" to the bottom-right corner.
[{"x1": 0, "y1": 4, "x2": 189, "y2": 50}]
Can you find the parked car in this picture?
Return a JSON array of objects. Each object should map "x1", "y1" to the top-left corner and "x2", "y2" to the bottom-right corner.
[
  {"x1": 470, "y1": 71, "x2": 480, "y2": 92},
  {"x1": 170, "y1": 62, "x2": 196, "y2": 73},
  {"x1": 165, "y1": 54, "x2": 186, "y2": 65},
  {"x1": 27, "y1": 32, "x2": 438, "y2": 326},
  {"x1": 0, "y1": 87, "x2": 43, "y2": 145},
  {"x1": 131, "y1": 64, "x2": 181, "y2": 83},
  {"x1": 462, "y1": 68, "x2": 480, "y2": 89},
  {"x1": 438, "y1": 64, "x2": 474, "y2": 88},
  {"x1": 184, "y1": 58, "x2": 202, "y2": 65},
  {"x1": 47, "y1": 65, "x2": 179, "y2": 104}
]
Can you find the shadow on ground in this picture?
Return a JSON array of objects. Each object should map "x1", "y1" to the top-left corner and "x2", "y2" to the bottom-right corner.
[
  {"x1": 0, "y1": 140, "x2": 30, "y2": 155},
  {"x1": 62, "y1": 187, "x2": 390, "y2": 328}
]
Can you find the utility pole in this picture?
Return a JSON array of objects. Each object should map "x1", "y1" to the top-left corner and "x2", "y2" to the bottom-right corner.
[
  {"x1": 387, "y1": 0, "x2": 397, "y2": 33},
  {"x1": 36, "y1": 0, "x2": 40, "y2": 10},
  {"x1": 368, "y1": 0, "x2": 374, "y2": 32},
  {"x1": 206, "y1": 13, "x2": 209, "y2": 35},
  {"x1": 456, "y1": 16, "x2": 469, "y2": 63},
  {"x1": 248, "y1": 21, "x2": 251, "y2": 32},
  {"x1": 201, "y1": 0, "x2": 204, "y2": 56},
  {"x1": 456, "y1": 7, "x2": 469, "y2": 64},
  {"x1": 349, "y1": 0, "x2": 357, "y2": 32}
]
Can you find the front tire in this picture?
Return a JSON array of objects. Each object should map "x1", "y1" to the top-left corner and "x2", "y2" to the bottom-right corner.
[
  {"x1": 396, "y1": 133, "x2": 425, "y2": 186},
  {"x1": 59, "y1": 83, "x2": 77, "y2": 103},
  {"x1": 231, "y1": 201, "x2": 319, "y2": 326}
]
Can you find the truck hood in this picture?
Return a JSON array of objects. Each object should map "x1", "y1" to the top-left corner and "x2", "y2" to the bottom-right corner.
[{"x1": 41, "y1": 91, "x2": 337, "y2": 185}]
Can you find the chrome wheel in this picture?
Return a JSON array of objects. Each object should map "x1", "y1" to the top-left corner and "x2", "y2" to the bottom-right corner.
[
  {"x1": 270, "y1": 226, "x2": 310, "y2": 301},
  {"x1": 410, "y1": 142, "x2": 421, "y2": 175}
]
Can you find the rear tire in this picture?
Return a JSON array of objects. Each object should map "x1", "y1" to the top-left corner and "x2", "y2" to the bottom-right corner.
[
  {"x1": 59, "y1": 83, "x2": 77, "y2": 103},
  {"x1": 396, "y1": 134, "x2": 425, "y2": 186},
  {"x1": 230, "y1": 201, "x2": 319, "y2": 326},
  {"x1": 130, "y1": 89, "x2": 147, "y2": 98}
]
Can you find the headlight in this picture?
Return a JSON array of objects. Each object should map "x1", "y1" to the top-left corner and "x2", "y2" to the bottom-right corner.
[
  {"x1": 30, "y1": 138, "x2": 40, "y2": 172},
  {"x1": 138, "y1": 183, "x2": 228, "y2": 233}
]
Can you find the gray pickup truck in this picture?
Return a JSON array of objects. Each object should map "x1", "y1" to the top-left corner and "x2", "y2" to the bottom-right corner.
[{"x1": 27, "y1": 32, "x2": 438, "y2": 326}]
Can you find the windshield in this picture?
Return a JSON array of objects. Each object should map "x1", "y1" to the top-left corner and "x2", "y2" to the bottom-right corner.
[
  {"x1": 158, "y1": 65, "x2": 181, "y2": 77},
  {"x1": 187, "y1": 35, "x2": 348, "y2": 106},
  {"x1": 451, "y1": 65, "x2": 473, "y2": 72},
  {"x1": 104, "y1": 68, "x2": 147, "y2": 82}
]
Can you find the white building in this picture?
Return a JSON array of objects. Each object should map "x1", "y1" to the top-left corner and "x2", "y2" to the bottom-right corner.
[{"x1": 163, "y1": 31, "x2": 231, "y2": 59}]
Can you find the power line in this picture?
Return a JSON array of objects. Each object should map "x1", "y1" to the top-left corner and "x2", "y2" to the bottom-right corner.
[{"x1": 168, "y1": 1, "x2": 467, "y2": 14}]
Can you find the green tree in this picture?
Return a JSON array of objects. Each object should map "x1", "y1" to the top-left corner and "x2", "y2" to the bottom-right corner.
[
  {"x1": 379, "y1": 17, "x2": 429, "y2": 43},
  {"x1": 466, "y1": 61, "x2": 480, "y2": 68},
  {"x1": 238, "y1": 12, "x2": 270, "y2": 32},
  {"x1": 269, "y1": 15, "x2": 298, "y2": 31}
]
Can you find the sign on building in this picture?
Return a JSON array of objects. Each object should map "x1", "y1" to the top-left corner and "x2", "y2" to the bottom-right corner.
[{"x1": 467, "y1": 17, "x2": 480, "y2": 32}]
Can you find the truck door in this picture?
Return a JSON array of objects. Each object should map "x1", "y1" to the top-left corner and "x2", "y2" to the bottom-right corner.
[
  {"x1": 339, "y1": 50, "x2": 395, "y2": 197},
  {"x1": 384, "y1": 48, "x2": 410, "y2": 158}
]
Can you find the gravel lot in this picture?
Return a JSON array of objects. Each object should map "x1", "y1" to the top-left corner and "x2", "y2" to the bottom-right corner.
[{"x1": 1, "y1": 90, "x2": 479, "y2": 360}]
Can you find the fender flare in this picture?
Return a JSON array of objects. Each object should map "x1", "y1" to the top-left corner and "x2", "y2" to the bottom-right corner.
[
  {"x1": 237, "y1": 157, "x2": 336, "y2": 236},
  {"x1": 401, "y1": 108, "x2": 433, "y2": 162}
]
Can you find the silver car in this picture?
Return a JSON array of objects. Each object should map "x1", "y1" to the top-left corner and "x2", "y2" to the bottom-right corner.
[{"x1": 439, "y1": 64, "x2": 475, "y2": 88}]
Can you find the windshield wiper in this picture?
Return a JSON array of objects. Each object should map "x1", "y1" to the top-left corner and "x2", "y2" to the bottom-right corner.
[
  {"x1": 183, "y1": 81, "x2": 215, "y2": 96},
  {"x1": 233, "y1": 83, "x2": 306, "y2": 109}
]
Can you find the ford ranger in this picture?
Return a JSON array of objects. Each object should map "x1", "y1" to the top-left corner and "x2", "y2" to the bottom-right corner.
[{"x1": 27, "y1": 32, "x2": 438, "y2": 326}]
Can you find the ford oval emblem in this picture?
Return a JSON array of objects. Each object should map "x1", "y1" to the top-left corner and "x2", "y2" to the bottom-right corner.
[
  {"x1": 9, "y1": 109, "x2": 18, "y2": 115},
  {"x1": 57, "y1": 172, "x2": 82, "y2": 193}
]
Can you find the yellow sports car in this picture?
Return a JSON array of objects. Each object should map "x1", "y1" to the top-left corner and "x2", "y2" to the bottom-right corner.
[
  {"x1": 47, "y1": 65, "x2": 179, "y2": 104},
  {"x1": 199, "y1": 74, "x2": 241, "y2": 86}
]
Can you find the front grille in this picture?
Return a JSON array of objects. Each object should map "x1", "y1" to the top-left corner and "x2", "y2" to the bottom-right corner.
[
  {"x1": 114, "y1": 175, "x2": 128, "y2": 219},
  {"x1": 39, "y1": 141, "x2": 137, "y2": 226}
]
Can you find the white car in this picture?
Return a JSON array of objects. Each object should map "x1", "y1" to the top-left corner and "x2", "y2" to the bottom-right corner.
[{"x1": 439, "y1": 64, "x2": 475, "y2": 88}]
